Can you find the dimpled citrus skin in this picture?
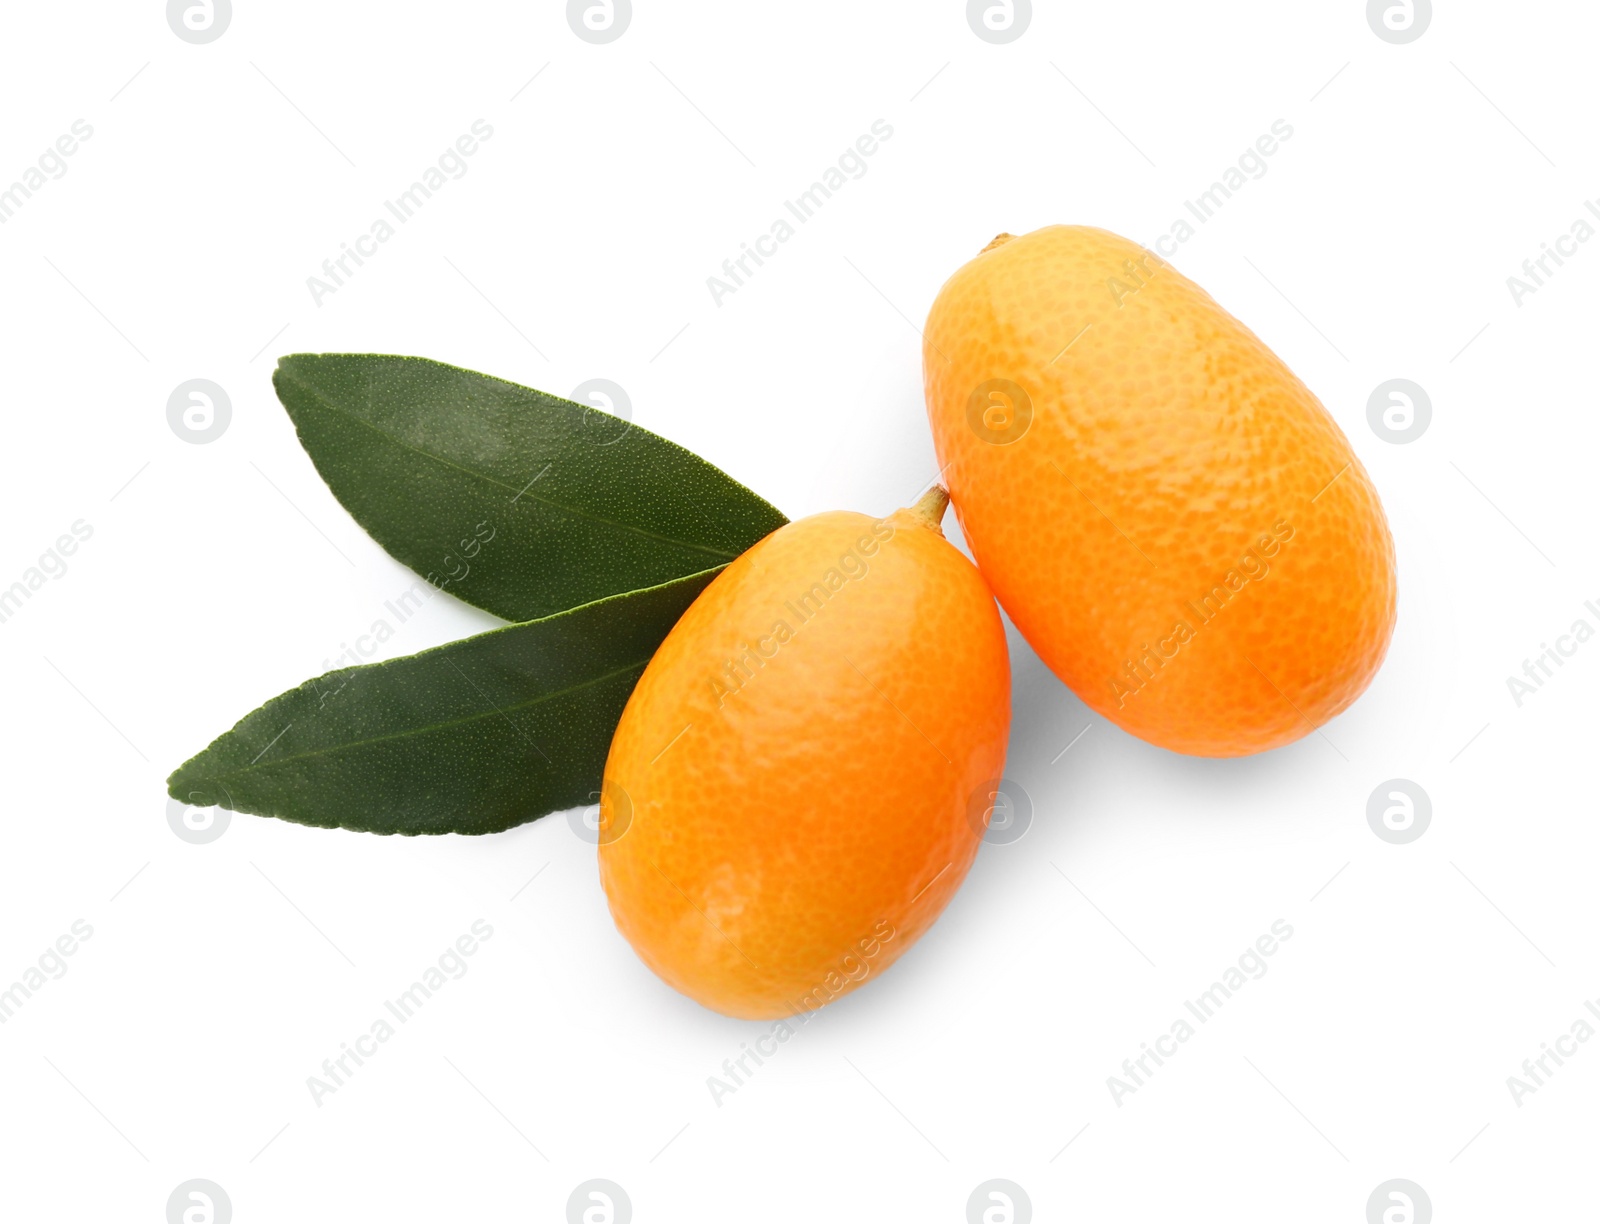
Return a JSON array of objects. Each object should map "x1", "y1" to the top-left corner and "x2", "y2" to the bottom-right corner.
[
  {"x1": 598, "y1": 498, "x2": 1009, "y2": 1019},
  {"x1": 924, "y1": 226, "x2": 1395, "y2": 757}
]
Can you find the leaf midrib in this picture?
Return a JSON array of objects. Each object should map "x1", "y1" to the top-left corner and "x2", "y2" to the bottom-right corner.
[
  {"x1": 192, "y1": 658, "x2": 652, "y2": 781},
  {"x1": 282, "y1": 366, "x2": 740, "y2": 563}
]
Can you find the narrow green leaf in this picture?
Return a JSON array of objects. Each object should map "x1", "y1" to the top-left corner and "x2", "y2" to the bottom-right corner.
[
  {"x1": 272, "y1": 353, "x2": 787, "y2": 622},
  {"x1": 166, "y1": 569, "x2": 720, "y2": 836}
]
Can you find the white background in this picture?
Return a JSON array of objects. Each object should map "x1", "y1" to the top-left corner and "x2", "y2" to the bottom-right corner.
[{"x1": 1, "y1": 2, "x2": 1594, "y2": 1220}]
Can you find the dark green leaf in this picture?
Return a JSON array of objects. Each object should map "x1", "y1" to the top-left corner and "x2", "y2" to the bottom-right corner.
[
  {"x1": 272, "y1": 353, "x2": 786, "y2": 622},
  {"x1": 166, "y1": 568, "x2": 720, "y2": 836}
]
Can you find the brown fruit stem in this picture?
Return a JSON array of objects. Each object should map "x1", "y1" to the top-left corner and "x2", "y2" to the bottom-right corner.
[
  {"x1": 981, "y1": 232, "x2": 1016, "y2": 254},
  {"x1": 907, "y1": 484, "x2": 950, "y2": 533}
]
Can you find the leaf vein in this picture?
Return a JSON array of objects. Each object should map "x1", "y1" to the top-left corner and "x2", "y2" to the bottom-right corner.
[
  {"x1": 280, "y1": 366, "x2": 741, "y2": 562},
  {"x1": 197, "y1": 658, "x2": 651, "y2": 781}
]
